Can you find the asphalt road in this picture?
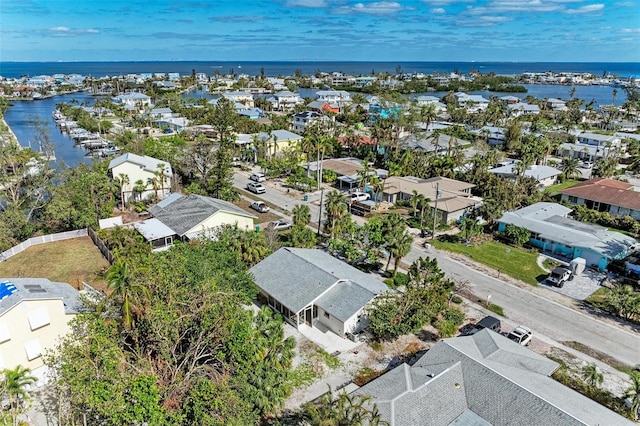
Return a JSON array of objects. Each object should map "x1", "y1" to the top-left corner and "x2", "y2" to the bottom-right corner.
[{"x1": 233, "y1": 168, "x2": 640, "y2": 367}]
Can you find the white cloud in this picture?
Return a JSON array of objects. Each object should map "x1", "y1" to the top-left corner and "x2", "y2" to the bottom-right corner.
[
  {"x1": 336, "y1": 1, "x2": 411, "y2": 15},
  {"x1": 564, "y1": 3, "x2": 604, "y2": 13},
  {"x1": 286, "y1": 0, "x2": 327, "y2": 7},
  {"x1": 49, "y1": 26, "x2": 99, "y2": 36},
  {"x1": 431, "y1": 7, "x2": 445, "y2": 13},
  {"x1": 621, "y1": 28, "x2": 640, "y2": 33},
  {"x1": 423, "y1": 0, "x2": 475, "y2": 5}
]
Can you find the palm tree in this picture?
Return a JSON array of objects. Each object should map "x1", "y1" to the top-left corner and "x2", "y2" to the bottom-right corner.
[
  {"x1": 292, "y1": 203, "x2": 311, "y2": 227},
  {"x1": 116, "y1": 173, "x2": 130, "y2": 209},
  {"x1": 559, "y1": 157, "x2": 582, "y2": 181},
  {"x1": 409, "y1": 189, "x2": 420, "y2": 217},
  {"x1": 146, "y1": 176, "x2": 161, "y2": 203},
  {"x1": 625, "y1": 370, "x2": 640, "y2": 420},
  {"x1": 389, "y1": 229, "x2": 413, "y2": 277},
  {"x1": 324, "y1": 190, "x2": 349, "y2": 239},
  {"x1": 299, "y1": 387, "x2": 389, "y2": 426},
  {"x1": 1, "y1": 365, "x2": 37, "y2": 426},
  {"x1": 102, "y1": 260, "x2": 149, "y2": 330},
  {"x1": 581, "y1": 363, "x2": 603, "y2": 387}
]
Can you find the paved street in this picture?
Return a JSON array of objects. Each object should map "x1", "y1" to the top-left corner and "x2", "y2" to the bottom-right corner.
[{"x1": 234, "y1": 168, "x2": 640, "y2": 368}]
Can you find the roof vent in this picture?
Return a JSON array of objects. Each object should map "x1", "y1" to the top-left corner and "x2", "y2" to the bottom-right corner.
[{"x1": 24, "y1": 284, "x2": 47, "y2": 293}]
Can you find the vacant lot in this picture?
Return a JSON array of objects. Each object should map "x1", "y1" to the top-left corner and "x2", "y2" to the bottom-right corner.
[
  {"x1": 432, "y1": 239, "x2": 546, "y2": 285},
  {"x1": 0, "y1": 237, "x2": 109, "y2": 290}
]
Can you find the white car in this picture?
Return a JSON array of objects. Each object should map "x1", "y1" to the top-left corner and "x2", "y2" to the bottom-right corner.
[
  {"x1": 250, "y1": 172, "x2": 266, "y2": 182},
  {"x1": 246, "y1": 182, "x2": 266, "y2": 194},
  {"x1": 507, "y1": 326, "x2": 532, "y2": 346},
  {"x1": 346, "y1": 191, "x2": 370, "y2": 203},
  {"x1": 250, "y1": 201, "x2": 269, "y2": 213},
  {"x1": 269, "y1": 219, "x2": 292, "y2": 231}
]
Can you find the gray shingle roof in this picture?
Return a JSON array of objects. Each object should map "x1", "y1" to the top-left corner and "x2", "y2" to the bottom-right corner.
[
  {"x1": 353, "y1": 330, "x2": 633, "y2": 426},
  {"x1": 148, "y1": 193, "x2": 256, "y2": 237},
  {"x1": 0, "y1": 278, "x2": 83, "y2": 315},
  {"x1": 249, "y1": 248, "x2": 387, "y2": 315}
]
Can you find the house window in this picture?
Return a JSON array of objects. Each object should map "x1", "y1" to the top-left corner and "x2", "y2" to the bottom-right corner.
[
  {"x1": 27, "y1": 308, "x2": 50, "y2": 331},
  {"x1": 324, "y1": 312, "x2": 330, "y2": 319},
  {"x1": 568, "y1": 196, "x2": 578, "y2": 204},
  {"x1": 24, "y1": 339, "x2": 43, "y2": 361}
]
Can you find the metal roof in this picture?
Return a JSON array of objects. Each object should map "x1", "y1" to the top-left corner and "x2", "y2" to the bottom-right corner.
[{"x1": 132, "y1": 218, "x2": 176, "y2": 241}]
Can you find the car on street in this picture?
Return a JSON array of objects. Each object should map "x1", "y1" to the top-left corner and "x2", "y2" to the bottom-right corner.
[
  {"x1": 269, "y1": 219, "x2": 292, "y2": 231},
  {"x1": 346, "y1": 191, "x2": 370, "y2": 203},
  {"x1": 250, "y1": 172, "x2": 266, "y2": 182},
  {"x1": 580, "y1": 161, "x2": 593, "y2": 169},
  {"x1": 250, "y1": 201, "x2": 269, "y2": 213},
  {"x1": 247, "y1": 182, "x2": 266, "y2": 194},
  {"x1": 507, "y1": 325, "x2": 533, "y2": 346}
]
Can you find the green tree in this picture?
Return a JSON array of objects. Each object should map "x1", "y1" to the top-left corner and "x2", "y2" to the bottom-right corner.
[
  {"x1": 101, "y1": 260, "x2": 149, "y2": 330},
  {"x1": 504, "y1": 224, "x2": 531, "y2": 247},
  {"x1": 559, "y1": 157, "x2": 582, "y2": 181},
  {"x1": 0, "y1": 365, "x2": 37, "y2": 426},
  {"x1": 324, "y1": 190, "x2": 350, "y2": 239},
  {"x1": 580, "y1": 363, "x2": 603, "y2": 387},
  {"x1": 296, "y1": 387, "x2": 388, "y2": 426},
  {"x1": 460, "y1": 217, "x2": 483, "y2": 241},
  {"x1": 625, "y1": 371, "x2": 640, "y2": 421}
]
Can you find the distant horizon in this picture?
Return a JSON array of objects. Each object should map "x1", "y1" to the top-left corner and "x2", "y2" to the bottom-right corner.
[{"x1": 2, "y1": 60, "x2": 639, "y2": 64}]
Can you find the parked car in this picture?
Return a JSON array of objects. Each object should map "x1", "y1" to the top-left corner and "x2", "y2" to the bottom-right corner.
[
  {"x1": 247, "y1": 182, "x2": 266, "y2": 194},
  {"x1": 269, "y1": 219, "x2": 292, "y2": 231},
  {"x1": 580, "y1": 161, "x2": 593, "y2": 169},
  {"x1": 346, "y1": 191, "x2": 370, "y2": 203},
  {"x1": 507, "y1": 325, "x2": 533, "y2": 346},
  {"x1": 547, "y1": 266, "x2": 572, "y2": 288},
  {"x1": 250, "y1": 201, "x2": 269, "y2": 213},
  {"x1": 250, "y1": 172, "x2": 266, "y2": 182},
  {"x1": 463, "y1": 315, "x2": 502, "y2": 336}
]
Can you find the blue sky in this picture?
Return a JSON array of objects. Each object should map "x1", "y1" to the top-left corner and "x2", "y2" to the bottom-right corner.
[{"x1": 1, "y1": 0, "x2": 639, "y2": 62}]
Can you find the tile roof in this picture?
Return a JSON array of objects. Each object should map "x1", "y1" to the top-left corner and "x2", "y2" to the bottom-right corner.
[
  {"x1": 353, "y1": 329, "x2": 634, "y2": 426},
  {"x1": 148, "y1": 194, "x2": 256, "y2": 237},
  {"x1": 560, "y1": 178, "x2": 640, "y2": 210}
]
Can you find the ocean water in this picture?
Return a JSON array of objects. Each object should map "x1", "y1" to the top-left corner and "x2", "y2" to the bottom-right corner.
[
  {"x1": 2, "y1": 61, "x2": 634, "y2": 169},
  {"x1": 1, "y1": 61, "x2": 639, "y2": 79}
]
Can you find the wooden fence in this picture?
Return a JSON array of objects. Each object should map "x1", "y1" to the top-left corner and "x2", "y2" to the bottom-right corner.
[{"x1": 87, "y1": 227, "x2": 115, "y2": 264}]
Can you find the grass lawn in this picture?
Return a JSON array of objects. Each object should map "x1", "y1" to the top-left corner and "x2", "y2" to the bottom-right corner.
[
  {"x1": 431, "y1": 239, "x2": 546, "y2": 286},
  {"x1": 0, "y1": 237, "x2": 109, "y2": 291},
  {"x1": 545, "y1": 179, "x2": 580, "y2": 196}
]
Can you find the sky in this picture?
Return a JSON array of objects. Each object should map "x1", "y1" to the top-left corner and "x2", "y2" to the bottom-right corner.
[{"x1": 1, "y1": 0, "x2": 639, "y2": 63}]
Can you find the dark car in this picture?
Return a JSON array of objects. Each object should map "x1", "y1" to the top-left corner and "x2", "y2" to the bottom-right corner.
[{"x1": 464, "y1": 315, "x2": 502, "y2": 336}]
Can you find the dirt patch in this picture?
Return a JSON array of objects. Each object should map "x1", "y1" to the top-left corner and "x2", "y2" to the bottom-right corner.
[
  {"x1": 0, "y1": 237, "x2": 109, "y2": 290},
  {"x1": 235, "y1": 199, "x2": 282, "y2": 223}
]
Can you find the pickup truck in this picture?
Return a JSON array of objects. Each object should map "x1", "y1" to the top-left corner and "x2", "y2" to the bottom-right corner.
[{"x1": 547, "y1": 266, "x2": 572, "y2": 288}]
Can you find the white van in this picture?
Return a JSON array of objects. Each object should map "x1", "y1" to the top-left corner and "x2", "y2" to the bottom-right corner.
[{"x1": 250, "y1": 172, "x2": 266, "y2": 182}]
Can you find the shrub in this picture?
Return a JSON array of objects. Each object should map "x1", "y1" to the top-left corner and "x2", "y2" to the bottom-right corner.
[
  {"x1": 450, "y1": 295, "x2": 463, "y2": 304},
  {"x1": 442, "y1": 306, "x2": 465, "y2": 326},
  {"x1": 487, "y1": 303, "x2": 505, "y2": 316},
  {"x1": 435, "y1": 319, "x2": 458, "y2": 338}
]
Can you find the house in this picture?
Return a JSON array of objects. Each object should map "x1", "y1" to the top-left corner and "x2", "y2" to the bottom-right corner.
[
  {"x1": 221, "y1": 91, "x2": 254, "y2": 107},
  {"x1": 488, "y1": 162, "x2": 561, "y2": 188},
  {"x1": 415, "y1": 95, "x2": 447, "y2": 113},
  {"x1": 256, "y1": 129, "x2": 303, "y2": 157},
  {"x1": 111, "y1": 92, "x2": 152, "y2": 111},
  {"x1": 497, "y1": 202, "x2": 637, "y2": 270},
  {"x1": 307, "y1": 100, "x2": 340, "y2": 114},
  {"x1": 0, "y1": 278, "x2": 83, "y2": 383},
  {"x1": 292, "y1": 111, "x2": 329, "y2": 133},
  {"x1": 250, "y1": 248, "x2": 388, "y2": 338},
  {"x1": 108, "y1": 153, "x2": 173, "y2": 205},
  {"x1": 307, "y1": 157, "x2": 387, "y2": 191},
  {"x1": 559, "y1": 178, "x2": 640, "y2": 220},
  {"x1": 352, "y1": 329, "x2": 634, "y2": 426},
  {"x1": 146, "y1": 193, "x2": 256, "y2": 243},
  {"x1": 382, "y1": 176, "x2": 482, "y2": 224},
  {"x1": 316, "y1": 90, "x2": 351, "y2": 108},
  {"x1": 546, "y1": 98, "x2": 567, "y2": 111},
  {"x1": 268, "y1": 90, "x2": 303, "y2": 111},
  {"x1": 401, "y1": 133, "x2": 469, "y2": 155},
  {"x1": 507, "y1": 102, "x2": 540, "y2": 118},
  {"x1": 454, "y1": 93, "x2": 490, "y2": 112}
]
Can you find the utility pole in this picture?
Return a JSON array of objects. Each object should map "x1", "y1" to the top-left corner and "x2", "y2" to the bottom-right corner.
[
  {"x1": 431, "y1": 182, "x2": 440, "y2": 240},
  {"x1": 317, "y1": 188, "x2": 324, "y2": 236}
]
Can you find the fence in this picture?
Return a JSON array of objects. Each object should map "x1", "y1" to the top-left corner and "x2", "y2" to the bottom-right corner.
[
  {"x1": 87, "y1": 227, "x2": 115, "y2": 264},
  {"x1": 0, "y1": 229, "x2": 88, "y2": 262}
]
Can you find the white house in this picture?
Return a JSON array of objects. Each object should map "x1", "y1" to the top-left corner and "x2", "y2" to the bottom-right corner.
[
  {"x1": 0, "y1": 278, "x2": 83, "y2": 384},
  {"x1": 250, "y1": 248, "x2": 388, "y2": 338},
  {"x1": 111, "y1": 92, "x2": 152, "y2": 112},
  {"x1": 489, "y1": 162, "x2": 561, "y2": 187},
  {"x1": 316, "y1": 90, "x2": 352, "y2": 108},
  {"x1": 292, "y1": 110, "x2": 328, "y2": 133},
  {"x1": 221, "y1": 91, "x2": 254, "y2": 107},
  {"x1": 268, "y1": 90, "x2": 303, "y2": 111},
  {"x1": 108, "y1": 153, "x2": 173, "y2": 206}
]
